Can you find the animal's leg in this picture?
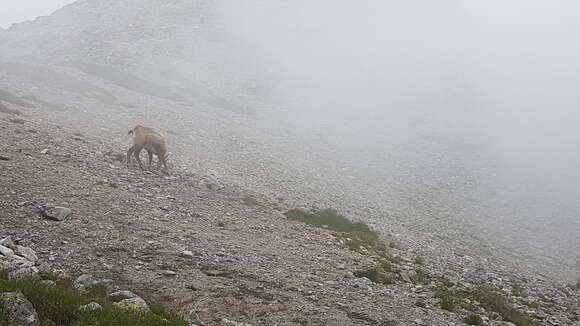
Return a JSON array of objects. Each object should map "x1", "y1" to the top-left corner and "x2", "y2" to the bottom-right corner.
[
  {"x1": 147, "y1": 149, "x2": 154, "y2": 170},
  {"x1": 160, "y1": 154, "x2": 169, "y2": 175},
  {"x1": 133, "y1": 145, "x2": 145, "y2": 170},
  {"x1": 126, "y1": 145, "x2": 136, "y2": 166}
]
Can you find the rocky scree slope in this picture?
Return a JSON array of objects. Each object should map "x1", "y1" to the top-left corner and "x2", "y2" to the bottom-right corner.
[
  {"x1": 0, "y1": 0, "x2": 577, "y2": 279},
  {"x1": 1, "y1": 104, "x2": 580, "y2": 325}
]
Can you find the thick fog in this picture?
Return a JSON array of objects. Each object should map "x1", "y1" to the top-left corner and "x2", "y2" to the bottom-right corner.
[{"x1": 213, "y1": 0, "x2": 580, "y2": 266}]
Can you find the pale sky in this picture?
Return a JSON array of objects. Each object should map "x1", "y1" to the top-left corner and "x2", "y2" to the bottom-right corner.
[{"x1": 0, "y1": 0, "x2": 76, "y2": 29}]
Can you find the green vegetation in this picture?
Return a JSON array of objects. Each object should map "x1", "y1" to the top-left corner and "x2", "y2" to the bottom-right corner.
[
  {"x1": 353, "y1": 266, "x2": 382, "y2": 283},
  {"x1": 414, "y1": 256, "x2": 425, "y2": 265},
  {"x1": 576, "y1": 279, "x2": 580, "y2": 291},
  {"x1": 413, "y1": 269, "x2": 430, "y2": 285},
  {"x1": 433, "y1": 287, "x2": 465, "y2": 312},
  {"x1": 0, "y1": 270, "x2": 186, "y2": 326},
  {"x1": 432, "y1": 282, "x2": 535, "y2": 326},
  {"x1": 353, "y1": 262, "x2": 397, "y2": 286},
  {"x1": 464, "y1": 314, "x2": 483, "y2": 325},
  {"x1": 285, "y1": 208, "x2": 380, "y2": 252},
  {"x1": 473, "y1": 287, "x2": 535, "y2": 326}
]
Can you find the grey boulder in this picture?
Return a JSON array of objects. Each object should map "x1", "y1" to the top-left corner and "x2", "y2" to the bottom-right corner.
[{"x1": 0, "y1": 292, "x2": 40, "y2": 326}]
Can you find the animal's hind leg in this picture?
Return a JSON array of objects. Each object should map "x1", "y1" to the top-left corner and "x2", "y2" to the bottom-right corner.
[
  {"x1": 133, "y1": 145, "x2": 145, "y2": 170},
  {"x1": 160, "y1": 155, "x2": 169, "y2": 175}
]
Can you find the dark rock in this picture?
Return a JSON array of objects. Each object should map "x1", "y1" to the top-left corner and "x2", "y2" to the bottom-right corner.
[{"x1": 0, "y1": 292, "x2": 40, "y2": 326}]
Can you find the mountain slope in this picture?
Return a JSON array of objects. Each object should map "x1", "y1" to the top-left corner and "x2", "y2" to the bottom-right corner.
[{"x1": 0, "y1": 0, "x2": 260, "y2": 114}]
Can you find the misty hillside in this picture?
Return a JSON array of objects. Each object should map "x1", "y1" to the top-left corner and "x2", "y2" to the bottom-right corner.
[
  {"x1": 0, "y1": 0, "x2": 578, "y2": 300},
  {"x1": 0, "y1": 0, "x2": 263, "y2": 114}
]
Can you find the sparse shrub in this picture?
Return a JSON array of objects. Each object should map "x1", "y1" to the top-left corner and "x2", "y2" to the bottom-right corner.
[
  {"x1": 464, "y1": 314, "x2": 483, "y2": 325},
  {"x1": 413, "y1": 269, "x2": 430, "y2": 285},
  {"x1": 434, "y1": 287, "x2": 464, "y2": 312},
  {"x1": 414, "y1": 256, "x2": 425, "y2": 265},
  {"x1": 382, "y1": 274, "x2": 395, "y2": 285},
  {"x1": 388, "y1": 241, "x2": 399, "y2": 249},
  {"x1": 473, "y1": 287, "x2": 535, "y2": 326},
  {"x1": 354, "y1": 267, "x2": 381, "y2": 283},
  {"x1": 0, "y1": 272, "x2": 187, "y2": 326},
  {"x1": 242, "y1": 195, "x2": 258, "y2": 206},
  {"x1": 285, "y1": 209, "x2": 380, "y2": 251},
  {"x1": 381, "y1": 261, "x2": 394, "y2": 273},
  {"x1": 576, "y1": 279, "x2": 580, "y2": 291}
]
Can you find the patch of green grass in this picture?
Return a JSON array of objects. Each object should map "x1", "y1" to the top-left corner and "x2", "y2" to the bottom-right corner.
[
  {"x1": 285, "y1": 209, "x2": 380, "y2": 251},
  {"x1": 413, "y1": 269, "x2": 430, "y2": 285},
  {"x1": 464, "y1": 314, "x2": 483, "y2": 325},
  {"x1": 0, "y1": 270, "x2": 8, "y2": 281},
  {"x1": 473, "y1": 287, "x2": 535, "y2": 326},
  {"x1": 73, "y1": 306, "x2": 186, "y2": 326},
  {"x1": 353, "y1": 267, "x2": 381, "y2": 283},
  {"x1": 353, "y1": 264, "x2": 397, "y2": 286},
  {"x1": 0, "y1": 273, "x2": 187, "y2": 326},
  {"x1": 433, "y1": 287, "x2": 465, "y2": 312},
  {"x1": 0, "y1": 278, "x2": 89, "y2": 324},
  {"x1": 414, "y1": 256, "x2": 425, "y2": 265},
  {"x1": 380, "y1": 261, "x2": 394, "y2": 273}
]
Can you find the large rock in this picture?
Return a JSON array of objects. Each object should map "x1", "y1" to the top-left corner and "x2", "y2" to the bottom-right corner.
[
  {"x1": 73, "y1": 274, "x2": 114, "y2": 292},
  {"x1": 0, "y1": 292, "x2": 40, "y2": 326},
  {"x1": 114, "y1": 297, "x2": 150, "y2": 312},
  {"x1": 14, "y1": 246, "x2": 38, "y2": 262},
  {"x1": 109, "y1": 290, "x2": 139, "y2": 302},
  {"x1": 0, "y1": 255, "x2": 33, "y2": 271},
  {"x1": 0, "y1": 245, "x2": 14, "y2": 257},
  {"x1": 0, "y1": 236, "x2": 16, "y2": 250},
  {"x1": 9, "y1": 266, "x2": 40, "y2": 280},
  {"x1": 42, "y1": 207, "x2": 72, "y2": 221}
]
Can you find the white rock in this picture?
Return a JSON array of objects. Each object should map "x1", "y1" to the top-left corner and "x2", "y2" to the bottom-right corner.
[
  {"x1": 0, "y1": 245, "x2": 14, "y2": 257},
  {"x1": 15, "y1": 246, "x2": 38, "y2": 262}
]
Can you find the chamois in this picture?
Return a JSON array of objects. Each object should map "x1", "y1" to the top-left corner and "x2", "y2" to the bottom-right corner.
[{"x1": 126, "y1": 125, "x2": 169, "y2": 173}]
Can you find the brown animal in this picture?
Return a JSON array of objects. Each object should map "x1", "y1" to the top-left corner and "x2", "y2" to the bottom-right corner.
[{"x1": 126, "y1": 125, "x2": 169, "y2": 173}]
